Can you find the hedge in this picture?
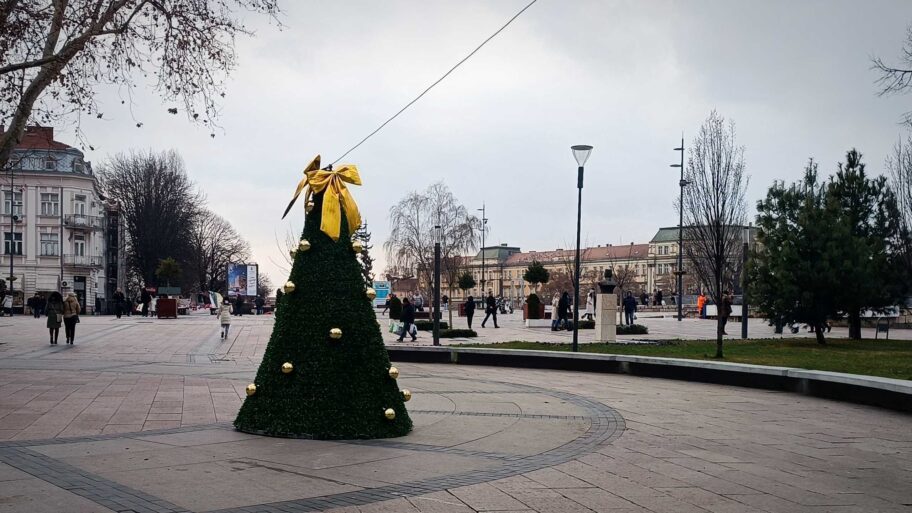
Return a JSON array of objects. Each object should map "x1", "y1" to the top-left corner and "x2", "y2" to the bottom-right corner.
[{"x1": 414, "y1": 320, "x2": 450, "y2": 331}]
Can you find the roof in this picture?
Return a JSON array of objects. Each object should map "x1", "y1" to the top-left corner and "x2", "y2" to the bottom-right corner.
[
  {"x1": 2, "y1": 126, "x2": 73, "y2": 151},
  {"x1": 504, "y1": 243, "x2": 649, "y2": 266},
  {"x1": 650, "y1": 227, "x2": 681, "y2": 243},
  {"x1": 473, "y1": 245, "x2": 521, "y2": 263}
]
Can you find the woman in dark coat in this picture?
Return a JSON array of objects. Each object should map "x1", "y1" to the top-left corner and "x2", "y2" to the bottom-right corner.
[
  {"x1": 558, "y1": 291, "x2": 571, "y2": 330},
  {"x1": 464, "y1": 295, "x2": 476, "y2": 329},
  {"x1": 45, "y1": 292, "x2": 64, "y2": 345},
  {"x1": 397, "y1": 297, "x2": 417, "y2": 342}
]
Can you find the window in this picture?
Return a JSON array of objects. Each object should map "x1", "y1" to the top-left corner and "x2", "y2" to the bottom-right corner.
[
  {"x1": 3, "y1": 191, "x2": 22, "y2": 216},
  {"x1": 74, "y1": 234, "x2": 86, "y2": 256},
  {"x1": 3, "y1": 232, "x2": 22, "y2": 255},
  {"x1": 44, "y1": 157, "x2": 56, "y2": 170},
  {"x1": 40, "y1": 193, "x2": 59, "y2": 216},
  {"x1": 73, "y1": 160, "x2": 84, "y2": 173},
  {"x1": 74, "y1": 194, "x2": 87, "y2": 215},
  {"x1": 40, "y1": 233, "x2": 59, "y2": 256}
]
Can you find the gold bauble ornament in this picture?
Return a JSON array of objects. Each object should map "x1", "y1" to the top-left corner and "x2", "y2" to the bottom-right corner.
[
  {"x1": 366, "y1": 288, "x2": 377, "y2": 300},
  {"x1": 401, "y1": 389, "x2": 412, "y2": 402},
  {"x1": 298, "y1": 239, "x2": 311, "y2": 252},
  {"x1": 245, "y1": 384, "x2": 257, "y2": 396},
  {"x1": 384, "y1": 408, "x2": 396, "y2": 420},
  {"x1": 284, "y1": 281, "x2": 296, "y2": 294},
  {"x1": 289, "y1": 249, "x2": 296, "y2": 258},
  {"x1": 281, "y1": 362, "x2": 293, "y2": 374},
  {"x1": 388, "y1": 367, "x2": 399, "y2": 379},
  {"x1": 352, "y1": 240, "x2": 364, "y2": 253},
  {"x1": 330, "y1": 328, "x2": 342, "y2": 340},
  {"x1": 305, "y1": 200, "x2": 315, "y2": 213}
]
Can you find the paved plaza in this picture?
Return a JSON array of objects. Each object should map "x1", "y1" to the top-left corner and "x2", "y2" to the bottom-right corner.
[{"x1": 0, "y1": 313, "x2": 909, "y2": 512}]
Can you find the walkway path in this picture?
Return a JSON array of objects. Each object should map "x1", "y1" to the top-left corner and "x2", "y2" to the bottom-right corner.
[{"x1": 0, "y1": 313, "x2": 908, "y2": 512}]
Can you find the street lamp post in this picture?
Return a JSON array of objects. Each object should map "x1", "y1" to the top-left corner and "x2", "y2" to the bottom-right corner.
[
  {"x1": 570, "y1": 144, "x2": 593, "y2": 353},
  {"x1": 433, "y1": 224, "x2": 442, "y2": 346},
  {"x1": 477, "y1": 204, "x2": 487, "y2": 295},
  {"x1": 671, "y1": 136, "x2": 685, "y2": 321},
  {"x1": 741, "y1": 223, "x2": 751, "y2": 339},
  {"x1": 7, "y1": 168, "x2": 14, "y2": 317}
]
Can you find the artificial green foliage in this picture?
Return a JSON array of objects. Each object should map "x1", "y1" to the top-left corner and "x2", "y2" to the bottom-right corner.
[
  {"x1": 414, "y1": 320, "x2": 449, "y2": 331},
  {"x1": 523, "y1": 260, "x2": 550, "y2": 287},
  {"x1": 457, "y1": 271, "x2": 475, "y2": 292},
  {"x1": 388, "y1": 295, "x2": 402, "y2": 320},
  {"x1": 616, "y1": 324, "x2": 649, "y2": 335},
  {"x1": 526, "y1": 294, "x2": 542, "y2": 319},
  {"x1": 440, "y1": 329, "x2": 477, "y2": 338},
  {"x1": 234, "y1": 192, "x2": 412, "y2": 439}
]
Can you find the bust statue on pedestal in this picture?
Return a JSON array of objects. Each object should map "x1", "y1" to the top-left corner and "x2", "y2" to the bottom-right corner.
[{"x1": 598, "y1": 269, "x2": 616, "y2": 294}]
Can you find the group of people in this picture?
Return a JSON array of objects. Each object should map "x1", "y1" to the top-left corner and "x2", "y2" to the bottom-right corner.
[
  {"x1": 463, "y1": 291, "x2": 500, "y2": 329},
  {"x1": 42, "y1": 292, "x2": 81, "y2": 345}
]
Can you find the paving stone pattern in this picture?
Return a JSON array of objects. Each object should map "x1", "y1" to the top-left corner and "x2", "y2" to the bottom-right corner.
[{"x1": 0, "y1": 314, "x2": 909, "y2": 512}]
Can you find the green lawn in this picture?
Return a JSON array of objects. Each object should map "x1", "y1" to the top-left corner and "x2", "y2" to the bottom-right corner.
[{"x1": 456, "y1": 339, "x2": 912, "y2": 381}]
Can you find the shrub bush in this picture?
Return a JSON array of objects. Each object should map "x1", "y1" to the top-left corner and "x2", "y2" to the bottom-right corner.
[
  {"x1": 617, "y1": 324, "x2": 649, "y2": 335},
  {"x1": 413, "y1": 320, "x2": 449, "y2": 331},
  {"x1": 578, "y1": 320, "x2": 594, "y2": 329},
  {"x1": 440, "y1": 329, "x2": 477, "y2": 338}
]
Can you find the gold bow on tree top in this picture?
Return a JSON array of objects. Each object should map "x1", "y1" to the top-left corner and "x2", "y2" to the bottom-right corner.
[{"x1": 282, "y1": 155, "x2": 363, "y2": 241}]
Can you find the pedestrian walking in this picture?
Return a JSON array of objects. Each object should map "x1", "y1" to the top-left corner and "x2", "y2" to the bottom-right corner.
[
  {"x1": 255, "y1": 295, "x2": 265, "y2": 315},
  {"x1": 640, "y1": 291, "x2": 648, "y2": 307},
  {"x1": 381, "y1": 297, "x2": 390, "y2": 315},
  {"x1": 112, "y1": 288, "x2": 125, "y2": 318},
  {"x1": 623, "y1": 291, "x2": 638, "y2": 326},
  {"x1": 218, "y1": 299, "x2": 233, "y2": 339},
  {"x1": 558, "y1": 291, "x2": 571, "y2": 330},
  {"x1": 697, "y1": 293, "x2": 707, "y2": 319},
  {"x1": 397, "y1": 297, "x2": 417, "y2": 342},
  {"x1": 464, "y1": 295, "x2": 475, "y2": 329},
  {"x1": 656, "y1": 289, "x2": 664, "y2": 306},
  {"x1": 45, "y1": 292, "x2": 64, "y2": 344},
  {"x1": 720, "y1": 290, "x2": 733, "y2": 335},
  {"x1": 62, "y1": 293, "x2": 81, "y2": 344},
  {"x1": 235, "y1": 295, "x2": 245, "y2": 317},
  {"x1": 389, "y1": 294, "x2": 402, "y2": 320},
  {"x1": 141, "y1": 288, "x2": 152, "y2": 317},
  {"x1": 550, "y1": 294, "x2": 561, "y2": 330},
  {"x1": 584, "y1": 288, "x2": 595, "y2": 321},
  {"x1": 481, "y1": 291, "x2": 498, "y2": 328},
  {"x1": 1, "y1": 294, "x2": 11, "y2": 316}
]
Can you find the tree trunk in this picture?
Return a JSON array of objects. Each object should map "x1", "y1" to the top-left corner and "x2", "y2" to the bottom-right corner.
[
  {"x1": 814, "y1": 323, "x2": 827, "y2": 345},
  {"x1": 848, "y1": 310, "x2": 862, "y2": 339},
  {"x1": 715, "y1": 316, "x2": 724, "y2": 358}
]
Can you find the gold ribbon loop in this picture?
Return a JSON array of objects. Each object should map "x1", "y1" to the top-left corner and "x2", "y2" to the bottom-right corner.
[{"x1": 282, "y1": 155, "x2": 363, "y2": 241}]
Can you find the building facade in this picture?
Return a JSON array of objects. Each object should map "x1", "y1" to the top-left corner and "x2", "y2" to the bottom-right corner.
[{"x1": 1, "y1": 126, "x2": 123, "y2": 314}]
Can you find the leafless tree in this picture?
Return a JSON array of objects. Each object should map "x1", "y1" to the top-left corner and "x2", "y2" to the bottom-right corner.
[
  {"x1": 0, "y1": 0, "x2": 280, "y2": 170},
  {"x1": 187, "y1": 209, "x2": 251, "y2": 294},
  {"x1": 873, "y1": 24, "x2": 912, "y2": 125},
  {"x1": 683, "y1": 111, "x2": 749, "y2": 358},
  {"x1": 886, "y1": 134, "x2": 912, "y2": 278},
  {"x1": 97, "y1": 149, "x2": 203, "y2": 288},
  {"x1": 385, "y1": 182, "x2": 482, "y2": 303}
]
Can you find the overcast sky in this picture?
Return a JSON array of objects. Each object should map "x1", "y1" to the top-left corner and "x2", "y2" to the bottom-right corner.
[{"x1": 58, "y1": 0, "x2": 912, "y2": 289}]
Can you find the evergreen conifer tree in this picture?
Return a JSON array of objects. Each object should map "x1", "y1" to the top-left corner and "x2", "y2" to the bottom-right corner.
[{"x1": 235, "y1": 160, "x2": 412, "y2": 439}]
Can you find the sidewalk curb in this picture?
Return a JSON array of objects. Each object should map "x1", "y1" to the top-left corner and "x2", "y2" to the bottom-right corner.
[{"x1": 387, "y1": 346, "x2": 912, "y2": 413}]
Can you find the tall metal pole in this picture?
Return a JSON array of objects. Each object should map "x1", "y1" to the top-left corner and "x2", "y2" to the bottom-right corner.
[
  {"x1": 433, "y1": 233, "x2": 441, "y2": 346},
  {"x1": 672, "y1": 136, "x2": 685, "y2": 321},
  {"x1": 572, "y1": 165, "x2": 583, "y2": 353},
  {"x1": 478, "y1": 204, "x2": 487, "y2": 295},
  {"x1": 7, "y1": 168, "x2": 14, "y2": 316},
  {"x1": 741, "y1": 223, "x2": 750, "y2": 339}
]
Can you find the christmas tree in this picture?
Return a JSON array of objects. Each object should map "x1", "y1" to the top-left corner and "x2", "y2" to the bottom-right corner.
[{"x1": 234, "y1": 157, "x2": 412, "y2": 439}]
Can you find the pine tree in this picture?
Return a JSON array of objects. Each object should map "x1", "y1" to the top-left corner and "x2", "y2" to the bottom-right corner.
[
  {"x1": 235, "y1": 164, "x2": 412, "y2": 439},
  {"x1": 353, "y1": 222, "x2": 375, "y2": 289}
]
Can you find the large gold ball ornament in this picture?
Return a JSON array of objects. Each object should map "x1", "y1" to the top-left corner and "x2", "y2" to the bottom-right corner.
[
  {"x1": 384, "y1": 408, "x2": 396, "y2": 420},
  {"x1": 305, "y1": 201, "x2": 315, "y2": 213},
  {"x1": 352, "y1": 240, "x2": 364, "y2": 253},
  {"x1": 388, "y1": 367, "x2": 399, "y2": 380},
  {"x1": 330, "y1": 328, "x2": 343, "y2": 340},
  {"x1": 284, "y1": 281, "x2": 296, "y2": 294},
  {"x1": 366, "y1": 288, "x2": 377, "y2": 300},
  {"x1": 401, "y1": 389, "x2": 412, "y2": 402},
  {"x1": 281, "y1": 362, "x2": 294, "y2": 374},
  {"x1": 298, "y1": 239, "x2": 311, "y2": 252},
  {"x1": 245, "y1": 384, "x2": 257, "y2": 396}
]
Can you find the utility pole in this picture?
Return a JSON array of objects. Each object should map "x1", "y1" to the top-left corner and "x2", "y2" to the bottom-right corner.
[
  {"x1": 7, "y1": 166, "x2": 14, "y2": 316},
  {"x1": 477, "y1": 204, "x2": 487, "y2": 294},
  {"x1": 671, "y1": 136, "x2": 686, "y2": 322}
]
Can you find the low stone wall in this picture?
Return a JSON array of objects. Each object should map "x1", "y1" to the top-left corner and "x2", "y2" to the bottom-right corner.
[{"x1": 387, "y1": 346, "x2": 912, "y2": 413}]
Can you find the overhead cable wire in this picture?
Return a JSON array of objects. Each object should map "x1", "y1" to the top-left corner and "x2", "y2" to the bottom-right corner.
[{"x1": 330, "y1": 0, "x2": 539, "y2": 165}]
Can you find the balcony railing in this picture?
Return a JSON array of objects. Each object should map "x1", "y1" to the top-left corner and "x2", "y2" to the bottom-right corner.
[
  {"x1": 63, "y1": 214, "x2": 103, "y2": 230},
  {"x1": 63, "y1": 254, "x2": 102, "y2": 267}
]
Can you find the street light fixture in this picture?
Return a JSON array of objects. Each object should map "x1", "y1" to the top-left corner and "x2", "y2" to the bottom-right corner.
[
  {"x1": 742, "y1": 222, "x2": 751, "y2": 339},
  {"x1": 433, "y1": 223, "x2": 442, "y2": 346},
  {"x1": 570, "y1": 144, "x2": 593, "y2": 353},
  {"x1": 670, "y1": 136, "x2": 685, "y2": 322}
]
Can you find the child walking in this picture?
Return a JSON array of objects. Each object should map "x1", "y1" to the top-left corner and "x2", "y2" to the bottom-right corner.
[{"x1": 218, "y1": 299, "x2": 233, "y2": 339}]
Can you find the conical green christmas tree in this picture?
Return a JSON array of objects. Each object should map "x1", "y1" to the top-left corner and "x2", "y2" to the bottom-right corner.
[{"x1": 234, "y1": 160, "x2": 412, "y2": 439}]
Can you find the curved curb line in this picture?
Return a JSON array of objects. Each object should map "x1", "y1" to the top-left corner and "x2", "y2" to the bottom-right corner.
[{"x1": 387, "y1": 346, "x2": 912, "y2": 413}]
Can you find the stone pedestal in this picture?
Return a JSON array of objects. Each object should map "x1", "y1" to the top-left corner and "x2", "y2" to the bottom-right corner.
[{"x1": 595, "y1": 293, "x2": 617, "y2": 343}]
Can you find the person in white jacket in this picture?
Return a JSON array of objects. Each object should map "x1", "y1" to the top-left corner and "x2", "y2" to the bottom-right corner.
[{"x1": 218, "y1": 299, "x2": 233, "y2": 339}]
